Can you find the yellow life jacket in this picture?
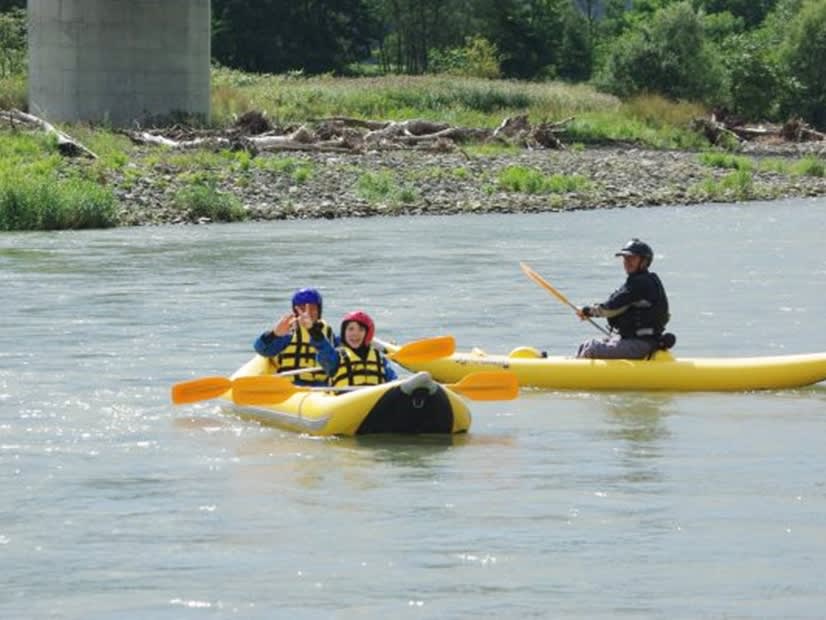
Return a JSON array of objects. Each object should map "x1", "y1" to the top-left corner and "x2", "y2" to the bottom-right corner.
[
  {"x1": 275, "y1": 320, "x2": 334, "y2": 384},
  {"x1": 332, "y1": 345, "x2": 387, "y2": 388}
]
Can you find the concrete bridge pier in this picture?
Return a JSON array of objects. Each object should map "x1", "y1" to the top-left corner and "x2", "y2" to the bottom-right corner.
[{"x1": 27, "y1": 0, "x2": 211, "y2": 127}]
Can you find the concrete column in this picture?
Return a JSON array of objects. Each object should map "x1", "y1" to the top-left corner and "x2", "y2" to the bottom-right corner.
[{"x1": 28, "y1": 0, "x2": 210, "y2": 126}]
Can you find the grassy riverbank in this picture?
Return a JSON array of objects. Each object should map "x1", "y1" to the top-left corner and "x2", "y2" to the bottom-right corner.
[{"x1": 2, "y1": 71, "x2": 825, "y2": 231}]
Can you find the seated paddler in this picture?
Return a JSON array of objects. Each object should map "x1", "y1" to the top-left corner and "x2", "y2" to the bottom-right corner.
[
  {"x1": 308, "y1": 310, "x2": 398, "y2": 388},
  {"x1": 575, "y1": 238, "x2": 671, "y2": 359},
  {"x1": 253, "y1": 287, "x2": 336, "y2": 386}
]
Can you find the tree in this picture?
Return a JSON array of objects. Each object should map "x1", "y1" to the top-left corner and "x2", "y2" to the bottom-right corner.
[
  {"x1": 719, "y1": 31, "x2": 781, "y2": 120},
  {"x1": 558, "y1": 4, "x2": 593, "y2": 81},
  {"x1": 481, "y1": 0, "x2": 568, "y2": 79},
  {"x1": 597, "y1": 1, "x2": 724, "y2": 102},
  {"x1": 212, "y1": 0, "x2": 373, "y2": 74},
  {"x1": 0, "y1": 0, "x2": 24, "y2": 11},
  {"x1": 0, "y1": 6, "x2": 25, "y2": 78},
  {"x1": 780, "y1": 0, "x2": 826, "y2": 128},
  {"x1": 369, "y1": 0, "x2": 483, "y2": 74},
  {"x1": 693, "y1": 0, "x2": 778, "y2": 28}
]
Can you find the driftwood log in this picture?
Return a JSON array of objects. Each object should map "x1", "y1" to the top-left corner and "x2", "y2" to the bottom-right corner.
[{"x1": 2, "y1": 109, "x2": 98, "y2": 158}]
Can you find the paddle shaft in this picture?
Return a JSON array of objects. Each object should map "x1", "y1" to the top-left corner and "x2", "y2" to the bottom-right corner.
[{"x1": 520, "y1": 261, "x2": 610, "y2": 336}]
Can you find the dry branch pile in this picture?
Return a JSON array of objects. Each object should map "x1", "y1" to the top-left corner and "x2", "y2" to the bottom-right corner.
[
  {"x1": 691, "y1": 112, "x2": 826, "y2": 147},
  {"x1": 120, "y1": 111, "x2": 575, "y2": 154}
]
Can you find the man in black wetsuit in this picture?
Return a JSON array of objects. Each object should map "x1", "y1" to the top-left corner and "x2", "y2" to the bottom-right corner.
[{"x1": 576, "y1": 238, "x2": 670, "y2": 359}]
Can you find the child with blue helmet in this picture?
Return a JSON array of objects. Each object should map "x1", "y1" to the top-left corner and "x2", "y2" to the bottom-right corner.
[{"x1": 253, "y1": 287, "x2": 336, "y2": 385}]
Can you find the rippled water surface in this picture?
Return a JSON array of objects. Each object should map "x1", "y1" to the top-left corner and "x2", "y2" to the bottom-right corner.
[{"x1": 2, "y1": 198, "x2": 826, "y2": 619}]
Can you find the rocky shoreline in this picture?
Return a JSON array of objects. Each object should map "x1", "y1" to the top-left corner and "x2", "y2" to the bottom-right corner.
[{"x1": 112, "y1": 142, "x2": 826, "y2": 226}]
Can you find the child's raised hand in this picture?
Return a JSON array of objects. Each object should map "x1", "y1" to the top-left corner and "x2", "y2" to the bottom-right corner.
[
  {"x1": 272, "y1": 312, "x2": 296, "y2": 336},
  {"x1": 295, "y1": 304, "x2": 314, "y2": 330}
]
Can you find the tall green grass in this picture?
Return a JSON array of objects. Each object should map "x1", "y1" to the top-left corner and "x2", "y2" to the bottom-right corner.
[
  {"x1": 698, "y1": 152, "x2": 754, "y2": 170},
  {"x1": 498, "y1": 166, "x2": 590, "y2": 194},
  {"x1": 0, "y1": 74, "x2": 26, "y2": 109},
  {"x1": 210, "y1": 69, "x2": 710, "y2": 149},
  {"x1": 0, "y1": 131, "x2": 118, "y2": 230},
  {"x1": 213, "y1": 68, "x2": 617, "y2": 123},
  {"x1": 0, "y1": 173, "x2": 117, "y2": 230}
]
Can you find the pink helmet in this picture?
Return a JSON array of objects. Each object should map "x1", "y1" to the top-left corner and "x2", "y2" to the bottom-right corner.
[{"x1": 340, "y1": 310, "x2": 375, "y2": 345}]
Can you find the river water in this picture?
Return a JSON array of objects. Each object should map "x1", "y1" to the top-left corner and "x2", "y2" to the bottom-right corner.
[{"x1": 2, "y1": 198, "x2": 826, "y2": 619}]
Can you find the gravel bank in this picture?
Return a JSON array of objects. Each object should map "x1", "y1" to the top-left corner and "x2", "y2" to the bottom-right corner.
[{"x1": 113, "y1": 144, "x2": 826, "y2": 226}]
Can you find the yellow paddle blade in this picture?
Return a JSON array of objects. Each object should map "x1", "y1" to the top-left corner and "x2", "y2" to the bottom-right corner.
[
  {"x1": 232, "y1": 375, "x2": 298, "y2": 405},
  {"x1": 171, "y1": 376, "x2": 231, "y2": 405},
  {"x1": 447, "y1": 371, "x2": 520, "y2": 401},
  {"x1": 388, "y1": 335, "x2": 455, "y2": 364}
]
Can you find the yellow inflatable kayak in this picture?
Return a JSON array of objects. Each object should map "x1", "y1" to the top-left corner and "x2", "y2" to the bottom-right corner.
[
  {"x1": 219, "y1": 355, "x2": 472, "y2": 435},
  {"x1": 378, "y1": 343, "x2": 826, "y2": 392}
]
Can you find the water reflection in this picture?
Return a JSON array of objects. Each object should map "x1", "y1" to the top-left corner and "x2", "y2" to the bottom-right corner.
[
  {"x1": 601, "y1": 393, "x2": 673, "y2": 446},
  {"x1": 597, "y1": 392, "x2": 674, "y2": 487}
]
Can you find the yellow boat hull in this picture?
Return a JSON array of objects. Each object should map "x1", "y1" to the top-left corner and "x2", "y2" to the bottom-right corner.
[
  {"x1": 219, "y1": 355, "x2": 471, "y2": 435},
  {"x1": 383, "y1": 345, "x2": 826, "y2": 392}
]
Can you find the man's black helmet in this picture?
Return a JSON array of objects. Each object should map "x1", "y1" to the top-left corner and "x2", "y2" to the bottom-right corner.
[{"x1": 615, "y1": 238, "x2": 654, "y2": 262}]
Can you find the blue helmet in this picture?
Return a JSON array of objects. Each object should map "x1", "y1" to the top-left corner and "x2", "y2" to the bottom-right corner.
[{"x1": 291, "y1": 287, "x2": 323, "y2": 316}]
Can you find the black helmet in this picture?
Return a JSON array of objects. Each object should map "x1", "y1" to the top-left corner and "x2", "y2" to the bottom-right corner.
[{"x1": 615, "y1": 238, "x2": 654, "y2": 262}]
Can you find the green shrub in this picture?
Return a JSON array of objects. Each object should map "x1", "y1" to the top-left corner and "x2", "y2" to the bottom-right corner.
[
  {"x1": 429, "y1": 36, "x2": 501, "y2": 80},
  {"x1": 698, "y1": 152, "x2": 753, "y2": 171},
  {"x1": 498, "y1": 165, "x2": 590, "y2": 194},
  {"x1": 719, "y1": 32, "x2": 782, "y2": 121},
  {"x1": 172, "y1": 183, "x2": 245, "y2": 222},
  {"x1": 793, "y1": 157, "x2": 825, "y2": 177},
  {"x1": 356, "y1": 170, "x2": 417, "y2": 204},
  {"x1": 597, "y1": 1, "x2": 724, "y2": 103}
]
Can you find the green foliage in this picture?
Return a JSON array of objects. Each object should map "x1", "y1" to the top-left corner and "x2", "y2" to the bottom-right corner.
[
  {"x1": 253, "y1": 156, "x2": 315, "y2": 184},
  {"x1": 780, "y1": 0, "x2": 826, "y2": 129},
  {"x1": 557, "y1": 4, "x2": 593, "y2": 81},
  {"x1": 564, "y1": 98, "x2": 710, "y2": 149},
  {"x1": 597, "y1": 1, "x2": 725, "y2": 103},
  {"x1": 792, "y1": 157, "x2": 825, "y2": 177},
  {"x1": 211, "y1": 0, "x2": 373, "y2": 75},
  {"x1": 356, "y1": 170, "x2": 417, "y2": 204},
  {"x1": 0, "y1": 173, "x2": 117, "y2": 231},
  {"x1": 692, "y1": 169, "x2": 755, "y2": 200},
  {"x1": 172, "y1": 182, "x2": 246, "y2": 222},
  {"x1": 498, "y1": 166, "x2": 590, "y2": 194},
  {"x1": 0, "y1": 7, "x2": 25, "y2": 78},
  {"x1": 718, "y1": 31, "x2": 782, "y2": 121},
  {"x1": 694, "y1": 0, "x2": 778, "y2": 28},
  {"x1": 429, "y1": 36, "x2": 501, "y2": 80},
  {"x1": 487, "y1": 0, "x2": 568, "y2": 79},
  {"x1": 698, "y1": 152, "x2": 754, "y2": 170}
]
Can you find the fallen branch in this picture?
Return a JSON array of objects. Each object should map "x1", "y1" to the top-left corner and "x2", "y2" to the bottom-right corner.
[
  {"x1": 3, "y1": 109, "x2": 98, "y2": 159},
  {"x1": 124, "y1": 131, "x2": 232, "y2": 151}
]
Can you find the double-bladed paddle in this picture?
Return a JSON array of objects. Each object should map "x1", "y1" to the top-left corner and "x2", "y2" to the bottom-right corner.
[
  {"x1": 519, "y1": 261, "x2": 611, "y2": 336},
  {"x1": 170, "y1": 366, "x2": 325, "y2": 406},
  {"x1": 170, "y1": 335, "x2": 457, "y2": 405},
  {"x1": 232, "y1": 370, "x2": 519, "y2": 405}
]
